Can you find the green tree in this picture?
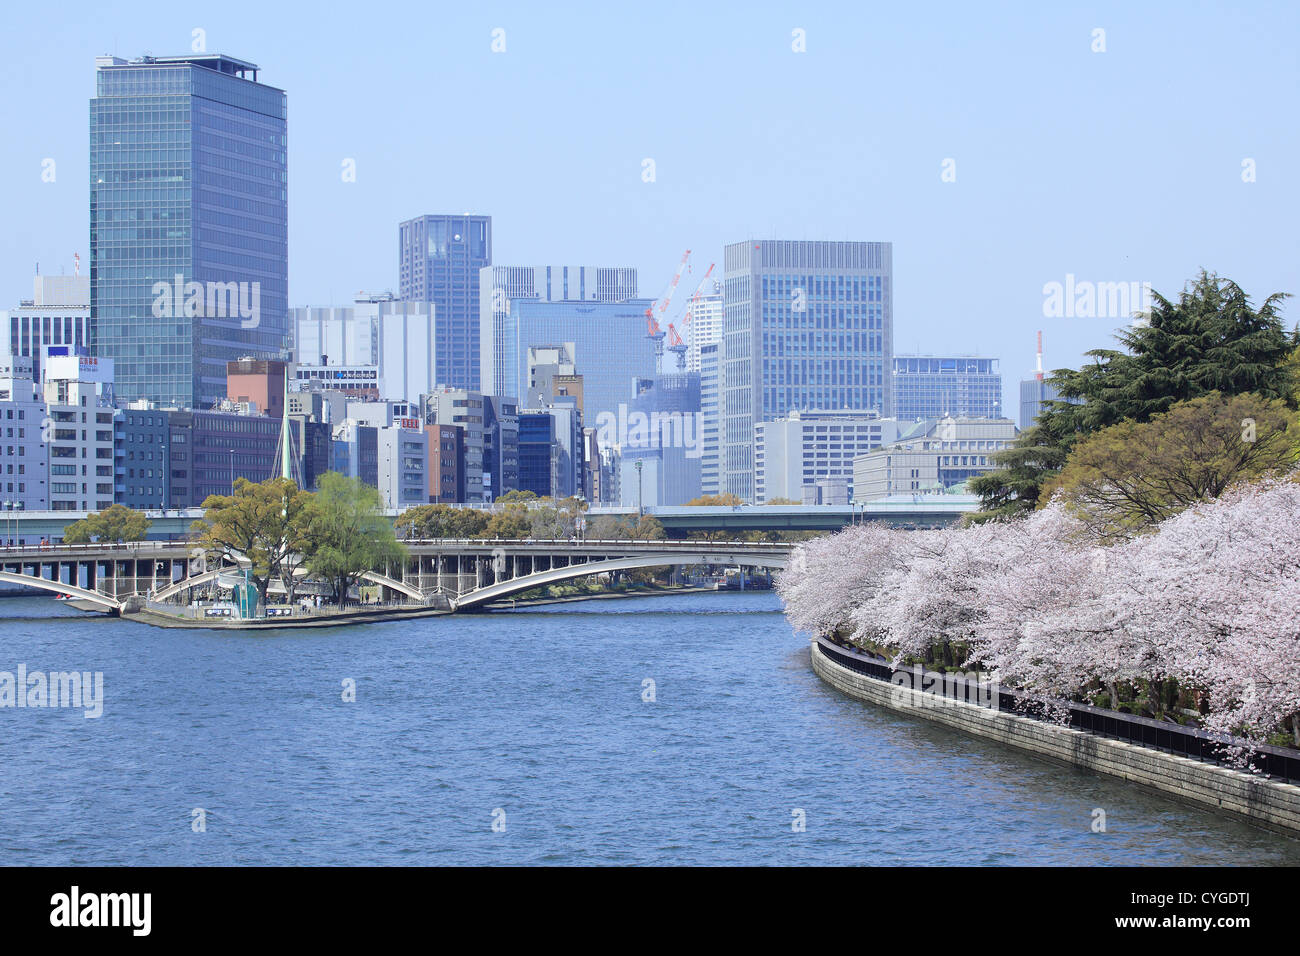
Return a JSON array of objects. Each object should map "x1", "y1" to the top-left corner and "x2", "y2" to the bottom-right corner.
[
  {"x1": 483, "y1": 503, "x2": 533, "y2": 539},
  {"x1": 588, "y1": 514, "x2": 666, "y2": 540},
  {"x1": 63, "y1": 503, "x2": 151, "y2": 544},
  {"x1": 631, "y1": 515, "x2": 665, "y2": 540},
  {"x1": 495, "y1": 490, "x2": 539, "y2": 505},
  {"x1": 587, "y1": 515, "x2": 635, "y2": 540},
  {"x1": 974, "y1": 272, "x2": 1295, "y2": 518},
  {"x1": 191, "y1": 477, "x2": 311, "y2": 606},
  {"x1": 1042, "y1": 392, "x2": 1299, "y2": 540},
  {"x1": 396, "y1": 504, "x2": 491, "y2": 539},
  {"x1": 684, "y1": 493, "x2": 744, "y2": 506},
  {"x1": 300, "y1": 472, "x2": 405, "y2": 605},
  {"x1": 967, "y1": 420, "x2": 1072, "y2": 521}
]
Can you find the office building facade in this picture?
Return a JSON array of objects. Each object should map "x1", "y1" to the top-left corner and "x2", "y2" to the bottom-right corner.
[
  {"x1": 721, "y1": 240, "x2": 893, "y2": 501},
  {"x1": 893, "y1": 355, "x2": 1002, "y2": 421},
  {"x1": 753, "y1": 410, "x2": 903, "y2": 504},
  {"x1": 482, "y1": 395, "x2": 519, "y2": 502},
  {"x1": 4, "y1": 275, "x2": 91, "y2": 384},
  {"x1": 616, "y1": 372, "x2": 702, "y2": 508},
  {"x1": 292, "y1": 294, "x2": 436, "y2": 404},
  {"x1": 90, "y1": 54, "x2": 288, "y2": 408},
  {"x1": 114, "y1": 407, "x2": 169, "y2": 509},
  {"x1": 1020, "y1": 377, "x2": 1063, "y2": 430},
  {"x1": 699, "y1": 341, "x2": 722, "y2": 497},
  {"x1": 479, "y1": 265, "x2": 642, "y2": 407},
  {"x1": 0, "y1": 355, "x2": 50, "y2": 515},
  {"x1": 43, "y1": 352, "x2": 117, "y2": 512},
  {"x1": 398, "y1": 215, "x2": 490, "y2": 390},
  {"x1": 852, "y1": 417, "x2": 1018, "y2": 500},
  {"x1": 685, "y1": 283, "x2": 723, "y2": 373}
]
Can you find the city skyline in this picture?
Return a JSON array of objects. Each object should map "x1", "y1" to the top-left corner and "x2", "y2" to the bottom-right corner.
[{"x1": 5, "y1": 1, "x2": 1295, "y2": 417}]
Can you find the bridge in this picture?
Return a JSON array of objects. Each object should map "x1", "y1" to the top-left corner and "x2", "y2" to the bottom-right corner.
[
  {"x1": 0, "y1": 538, "x2": 793, "y2": 615},
  {"x1": 0, "y1": 496, "x2": 974, "y2": 547}
]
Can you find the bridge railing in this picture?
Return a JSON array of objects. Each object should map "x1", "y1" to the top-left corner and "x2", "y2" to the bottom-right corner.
[
  {"x1": 1, "y1": 537, "x2": 796, "y2": 556},
  {"x1": 815, "y1": 636, "x2": 1300, "y2": 787},
  {"x1": 396, "y1": 537, "x2": 793, "y2": 549},
  {"x1": 0, "y1": 541, "x2": 191, "y2": 555}
]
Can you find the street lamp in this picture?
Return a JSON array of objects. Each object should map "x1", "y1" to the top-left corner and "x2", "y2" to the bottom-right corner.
[{"x1": 635, "y1": 459, "x2": 643, "y2": 519}]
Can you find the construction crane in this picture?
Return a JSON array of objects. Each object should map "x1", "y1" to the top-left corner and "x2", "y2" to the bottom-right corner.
[
  {"x1": 673, "y1": 262, "x2": 715, "y2": 368},
  {"x1": 646, "y1": 249, "x2": 691, "y2": 371},
  {"x1": 665, "y1": 323, "x2": 687, "y2": 371}
]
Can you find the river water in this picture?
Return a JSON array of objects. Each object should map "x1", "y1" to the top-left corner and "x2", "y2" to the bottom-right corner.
[{"x1": 0, "y1": 591, "x2": 1295, "y2": 865}]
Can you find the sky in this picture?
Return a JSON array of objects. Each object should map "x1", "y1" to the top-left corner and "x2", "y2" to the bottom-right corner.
[{"x1": 2, "y1": 0, "x2": 1297, "y2": 409}]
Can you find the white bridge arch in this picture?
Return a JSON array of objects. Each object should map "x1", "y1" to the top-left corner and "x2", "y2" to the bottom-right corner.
[{"x1": 0, "y1": 539, "x2": 793, "y2": 617}]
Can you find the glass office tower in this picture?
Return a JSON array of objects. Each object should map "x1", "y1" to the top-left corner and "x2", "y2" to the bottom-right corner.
[
  {"x1": 721, "y1": 240, "x2": 892, "y2": 501},
  {"x1": 398, "y1": 214, "x2": 491, "y2": 391},
  {"x1": 89, "y1": 54, "x2": 288, "y2": 409},
  {"x1": 892, "y1": 355, "x2": 1003, "y2": 421}
]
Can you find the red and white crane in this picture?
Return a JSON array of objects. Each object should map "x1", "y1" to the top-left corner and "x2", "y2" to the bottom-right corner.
[{"x1": 646, "y1": 249, "x2": 691, "y2": 370}]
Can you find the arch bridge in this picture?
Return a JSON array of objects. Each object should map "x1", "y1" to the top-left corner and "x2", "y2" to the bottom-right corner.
[{"x1": 0, "y1": 539, "x2": 793, "y2": 615}]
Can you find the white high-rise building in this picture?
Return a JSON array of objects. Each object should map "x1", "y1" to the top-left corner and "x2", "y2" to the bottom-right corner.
[
  {"x1": 42, "y1": 352, "x2": 116, "y2": 512},
  {"x1": 2, "y1": 274, "x2": 91, "y2": 384},
  {"x1": 685, "y1": 283, "x2": 723, "y2": 373},
  {"x1": 292, "y1": 293, "x2": 436, "y2": 404},
  {"x1": 754, "y1": 409, "x2": 904, "y2": 504},
  {"x1": 0, "y1": 354, "x2": 50, "y2": 518}
]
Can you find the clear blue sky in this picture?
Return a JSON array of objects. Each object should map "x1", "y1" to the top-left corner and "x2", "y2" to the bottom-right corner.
[{"x1": 3, "y1": 0, "x2": 1297, "y2": 397}]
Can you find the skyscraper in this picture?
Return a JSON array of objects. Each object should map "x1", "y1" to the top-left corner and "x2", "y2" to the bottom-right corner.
[
  {"x1": 721, "y1": 240, "x2": 892, "y2": 501},
  {"x1": 685, "y1": 282, "x2": 723, "y2": 373},
  {"x1": 398, "y1": 214, "x2": 491, "y2": 391},
  {"x1": 89, "y1": 54, "x2": 288, "y2": 408}
]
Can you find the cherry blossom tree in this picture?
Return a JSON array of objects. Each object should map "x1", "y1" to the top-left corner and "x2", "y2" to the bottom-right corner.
[
  {"x1": 776, "y1": 522, "x2": 913, "y2": 645},
  {"x1": 1113, "y1": 478, "x2": 1300, "y2": 745},
  {"x1": 778, "y1": 476, "x2": 1300, "y2": 749}
]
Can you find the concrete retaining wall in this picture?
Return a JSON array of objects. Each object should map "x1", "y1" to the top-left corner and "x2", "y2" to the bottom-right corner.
[{"x1": 811, "y1": 640, "x2": 1300, "y2": 836}]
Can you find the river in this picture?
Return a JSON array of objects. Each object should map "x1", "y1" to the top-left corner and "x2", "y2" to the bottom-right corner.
[{"x1": 0, "y1": 591, "x2": 1295, "y2": 865}]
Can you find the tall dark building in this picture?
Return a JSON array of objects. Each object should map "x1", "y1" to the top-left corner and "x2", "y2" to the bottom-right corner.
[
  {"x1": 398, "y1": 214, "x2": 491, "y2": 391},
  {"x1": 90, "y1": 53, "x2": 288, "y2": 408}
]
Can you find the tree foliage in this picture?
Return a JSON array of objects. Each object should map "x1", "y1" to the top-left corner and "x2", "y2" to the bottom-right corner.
[
  {"x1": 191, "y1": 477, "x2": 311, "y2": 605},
  {"x1": 1042, "y1": 392, "x2": 1299, "y2": 540},
  {"x1": 63, "y1": 504, "x2": 151, "y2": 544},
  {"x1": 483, "y1": 495, "x2": 587, "y2": 539},
  {"x1": 684, "y1": 493, "x2": 744, "y2": 506},
  {"x1": 587, "y1": 514, "x2": 666, "y2": 540},
  {"x1": 300, "y1": 472, "x2": 404, "y2": 605},
  {"x1": 396, "y1": 504, "x2": 491, "y2": 539},
  {"x1": 973, "y1": 271, "x2": 1295, "y2": 517}
]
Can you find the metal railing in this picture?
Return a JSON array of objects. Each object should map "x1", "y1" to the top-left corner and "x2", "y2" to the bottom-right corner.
[{"x1": 815, "y1": 636, "x2": 1300, "y2": 787}]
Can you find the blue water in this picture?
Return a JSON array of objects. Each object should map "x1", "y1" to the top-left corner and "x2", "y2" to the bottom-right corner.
[{"x1": 0, "y1": 591, "x2": 1296, "y2": 865}]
